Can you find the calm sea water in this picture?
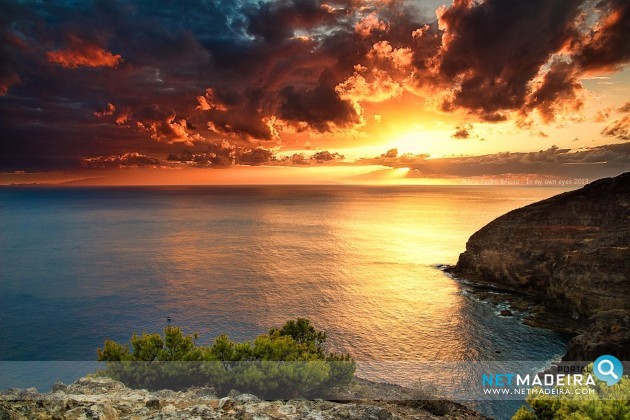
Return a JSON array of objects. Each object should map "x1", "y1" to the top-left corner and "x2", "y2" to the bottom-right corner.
[{"x1": 0, "y1": 186, "x2": 572, "y2": 418}]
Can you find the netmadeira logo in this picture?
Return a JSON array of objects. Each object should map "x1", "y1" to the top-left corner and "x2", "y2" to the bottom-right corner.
[
  {"x1": 482, "y1": 372, "x2": 596, "y2": 388},
  {"x1": 481, "y1": 355, "x2": 624, "y2": 396}
]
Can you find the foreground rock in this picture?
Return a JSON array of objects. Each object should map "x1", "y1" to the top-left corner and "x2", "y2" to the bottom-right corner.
[
  {"x1": 0, "y1": 376, "x2": 488, "y2": 420},
  {"x1": 449, "y1": 172, "x2": 630, "y2": 360}
]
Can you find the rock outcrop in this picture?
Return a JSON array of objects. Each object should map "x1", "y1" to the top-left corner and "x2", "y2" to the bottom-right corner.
[
  {"x1": 450, "y1": 172, "x2": 630, "y2": 360},
  {"x1": 0, "y1": 376, "x2": 488, "y2": 420}
]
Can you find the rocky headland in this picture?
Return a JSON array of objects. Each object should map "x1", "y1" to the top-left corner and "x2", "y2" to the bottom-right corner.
[
  {"x1": 448, "y1": 172, "x2": 630, "y2": 361},
  {"x1": 0, "y1": 376, "x2": 488, "y2": 420}
]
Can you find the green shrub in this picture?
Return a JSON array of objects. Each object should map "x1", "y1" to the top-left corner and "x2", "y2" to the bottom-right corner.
[
  {"x1": 513, "y1": 367, "x2": 630, "y2": 420},
  {"x1": 408, "y1": 380, "x2": 452, "y2": 416},
  {"x1": 97, "y1": 318, "x2": 355, "y2": 397}
]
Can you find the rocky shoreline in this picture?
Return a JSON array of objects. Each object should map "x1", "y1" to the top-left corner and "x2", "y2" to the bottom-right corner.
[
  {"x1": 0, "y1": 375, "x2": 489, "y2": 420},
  {"x1": 441, "y1": 266, "x2": 582, "y2": 335},
  {"x1": 447, "y1": 172, "x2": 630, "y2": 361}
]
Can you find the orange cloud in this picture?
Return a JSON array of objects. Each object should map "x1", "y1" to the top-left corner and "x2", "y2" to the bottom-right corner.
[
  {"x1": 572, "y1": 2, "x2": 630, "y2": 74},
  {"x1": 81, "y1": 152, "x2": 161, "y2": 168},
  {"x1": 196, "y1": 88, "x2": 227, "y2": 111},
  {"x1": 0, "y1": 74, "x2": 20, "y2": 96},
  {"x1": 368, "y1": 41, "x2": 413, "y2": 69},
  {"x1": 336, "y1": 65, "x2": 403, "y2": 103},
  {"x1": 138, "y1": 115, "x2": 204, "y2": 144},
  {"x1": 335, "y1": 39, "x2": 416, "y2": 118},
  {"x1": 355, "y1": 12, "x2": 388, "y2": 37},
  {"x1": 601, "y1": 113, "x2": 630, "y2": 140},
  {"x1": 94, "y1": 103, "x2": 116, "y2": 117},
  {"x1": 47, "y1": 36, "x2": 122, "y2": 68}
]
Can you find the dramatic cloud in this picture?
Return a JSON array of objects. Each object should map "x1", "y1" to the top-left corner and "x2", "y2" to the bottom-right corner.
[
  {"x1": 168, "y1": 141, "x2": 278, "y2": 167},
  {"x1": 279, "y1": 70, "x2": 361, "y2": 131},
  {"x1": 571, "y1": 0, "x2": 630, "y2": 73},
  {"x1": 94, "y1": 103, "x2": 116, "y2": 117},
  {"x1": 524, "y1": 61, "x2": 583, "y2": 123},
  {"x1": 1, "y1": 0, "x2": 630, "y2": 171},
  {"x1": 196, "y1": 89, "x2": 227, "y2": 112},
  {"x1": 602, "y1": 114, "x2": 630, "y2": 140},
  {"x1": 452, "y1": 123, "x2": 473, "y2": 139},
  {"x1": 164, "y1": 142, "x2": 344, "y2": 167},
  {"x1": 273, "y1": 150, "x2": 344, "y2": 166},
  {"x1": 47, "y1": 36, "x2": 123, "y2": 68},
  {"x1": 81, "y1": 152, "x2": 160, "y2": 168},
  {"x1": 311, "y1": 150, "x2": 344, "y2": 162},
  {"x1": 242, "y1": 0, "x2": 344, "y2": 43},
  {"x1": 336, "y1": 65, "x2": 404, "y2": 104},
  {"x1": 415, "y1": 0, "x2": 630, "y2": 122},
  {"x1": 594, "y1": 108, "x2": 611, "y2": 123},
  {"x1": 434, "y1": 0, "x2": 583, "y2": 121},
  {"x1": 239, "y1": 147, "x2": 275, "y2": 165},
  {"x1": 359, "y1": 142, "x2": 630, "y2": 180},
  {"x1": 600, "y1": 101, "x2": 630, "y2": 140},
  {"x1": 355, "y1": 12, "x2": 388, "y2": 37},
  {"x1": 131, "y1": 105, "x2": 204, "y2": 144}
]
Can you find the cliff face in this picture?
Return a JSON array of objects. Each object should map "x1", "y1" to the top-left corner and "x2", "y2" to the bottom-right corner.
[{"x1": 452, "y1": 172, "x2": 630, "y2": 360}]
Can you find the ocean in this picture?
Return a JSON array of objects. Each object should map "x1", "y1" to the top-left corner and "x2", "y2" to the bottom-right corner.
[{"x1": 0, "y1": 185, "x2": 572, "y2": 418}]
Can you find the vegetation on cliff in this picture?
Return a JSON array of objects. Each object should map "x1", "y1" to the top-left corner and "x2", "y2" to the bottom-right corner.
[
  {"x1": 513, "y1": 367, "x2": 630, "y2": 420},
  {"x1": 97, "y1": 318, "x2": 355, "y2": 398}
]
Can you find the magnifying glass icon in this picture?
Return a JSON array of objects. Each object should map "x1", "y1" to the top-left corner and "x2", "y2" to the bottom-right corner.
[{"x1": 597, "y1": 360, "x2": 619, "y2": 380}]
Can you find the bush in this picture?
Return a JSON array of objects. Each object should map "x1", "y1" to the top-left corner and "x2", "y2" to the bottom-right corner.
[
  {"x1": 97, "y1": 318, "x2": 355, "y2": 398},
  {"x1": 513, "y1": 367, "x2": 630, "y2": 420},
  {"x1": 407, "y1": 379, "x2": 452, "y2": 416}
]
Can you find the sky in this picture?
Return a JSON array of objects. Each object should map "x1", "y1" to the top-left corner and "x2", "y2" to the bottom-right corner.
[{"x1": 1, "y1": 0, "x2": 630, "y2": 185}]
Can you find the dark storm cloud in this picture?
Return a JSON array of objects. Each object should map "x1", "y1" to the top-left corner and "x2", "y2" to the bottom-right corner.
[
  {"x1": 243, "y1": 0, "x2": 345, "y2": 43},
  {"x1": 0, "y1": 2, "x2": 25, "y2": 95},
  {"x1": 1, "y1": 0, "x2": 630, "y2": 171},
  {"x1": 279, "y1": 69, "x2": 361, "y2": 131},
  {"x1": 571, "y1": 0, "x2": 630, "y2": 73},
  {"x1": 435, "y1": 0, "x2": 583, "y2": 119},
  {"x1": 0, "y1": 0, "x2": 213, "y2": 170},
  {"x1": 430, "y1": 0, "x2": 630, "y2": 121},
  {"x1": 524, "y1": 61, "x2": 582, "y2": 123}
]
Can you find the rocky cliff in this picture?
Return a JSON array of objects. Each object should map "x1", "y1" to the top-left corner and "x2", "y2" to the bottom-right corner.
[
  {"x1": 451, "y1": 172, "x2": 630, "y2": 360},
  {"x1": 0, "y1": 376, "x2": 487, "y2": 420}
]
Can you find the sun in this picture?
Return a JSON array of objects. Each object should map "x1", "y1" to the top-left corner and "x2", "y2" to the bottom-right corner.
[{"x1": 382, "y1": 127, "x2": 451, "y2": 157}]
